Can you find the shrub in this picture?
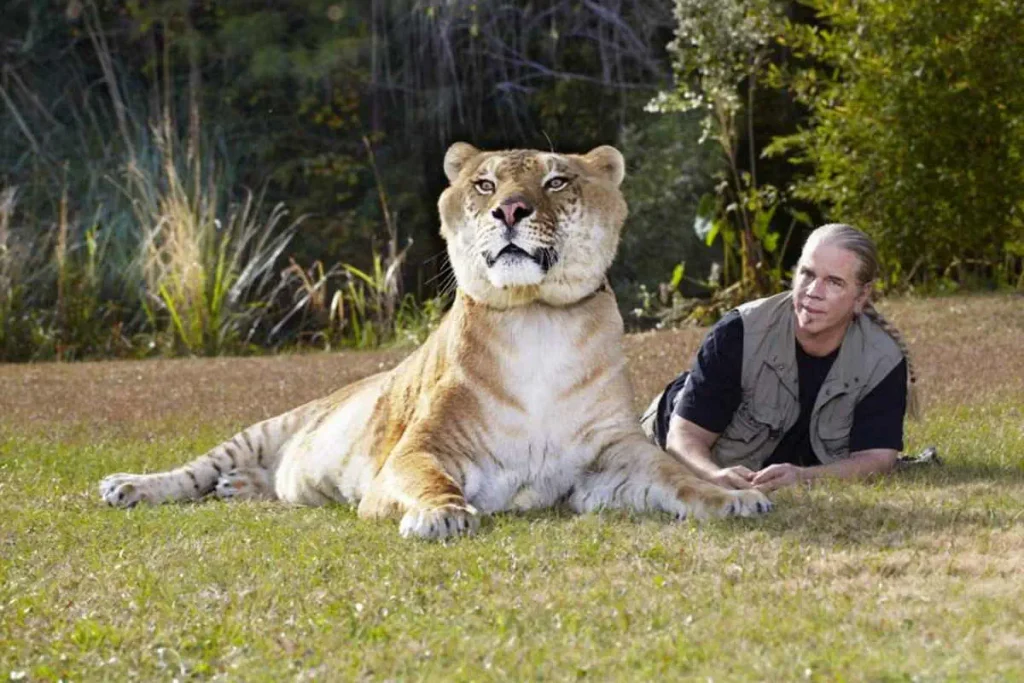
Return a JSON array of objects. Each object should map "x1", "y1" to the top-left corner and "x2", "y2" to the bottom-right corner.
[{"x1": 769, "y1": 0, "x2": 1024, "y2": 288}]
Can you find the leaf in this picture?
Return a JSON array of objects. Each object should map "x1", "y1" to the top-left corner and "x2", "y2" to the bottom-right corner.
[
  {"x1": 721, "y1": 225, "x2": 736, "y2": 246},
  {"x1": 705, "y1": 220, "x2": 722, "y2": 247},
  {"x1": 1005, "y1": 241, "x2": 1024, "y2": 257},
  {"x1": 670, "y1": 263, "x2": 685, "y2": 289},
  {"x1": 693, "y1": 193, "x2": 718, "y2": 240},
  {"x1": 752, "y1": 204, "x2": 778, "y2": 241},
  {"x1": 342, "y1": 263, "x2": 377, "y2": 288},
  {"x1": 694, "y1": 215, "x2": 714, "y2": 241},
  {"x1": 789, "y1": 209, "x2": 813, "y2": 227},
  {"x1": 695, "y1": 193, "x2": 717, "y2": 220}
]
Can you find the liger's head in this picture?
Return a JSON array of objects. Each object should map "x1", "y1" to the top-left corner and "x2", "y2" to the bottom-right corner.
[{"x1": 438, "y1": 143, "x2": 627, "y2": 308}]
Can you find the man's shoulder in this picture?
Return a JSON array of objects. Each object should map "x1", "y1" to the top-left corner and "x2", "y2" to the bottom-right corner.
[
  {"x1": 711, "y1": 308, "x2": 744, "y2": 334},
  {"x1": 702, "y1": 309, "x2": 745, "y2": 353},
  {"x1": 736, "y1": 291, "x2": 792, "y2": 315},
  {"x1": 856, "y1": 313, "x2": 904, "y2": 363},
  {"x1": 735, "y1": 291, "x2": 792, "y2": 335}
]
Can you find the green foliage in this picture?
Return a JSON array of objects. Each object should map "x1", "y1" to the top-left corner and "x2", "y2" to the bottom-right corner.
[
  {"x1": 393, "y1": 290, "x2": 449, "y2": 347},
  {"x1": 339, "y1": 254, "x2": 405, "y2": 349},
  {"x1": 0, "y1": 189, "x2": 45, "y2": 361},
  {"x1": 339, "y1": 258, "x2": 449, "y2": 350},
  {"x1": 613, "y1": 112, "x2": 720, "y2": 321},
  {"x1": 650, "y1": 0, "x2": 781, "y2": 145},
  {"x1": 53, "y1": 221, "x2": 128, "y2": 360},
  {"x1": 0, "y1": 187, "x2": 129, "y2": 361},
  {"x1": 651, "y1": 0, "x2": 794, "y2": 316},
  {"x1": 672, "y1": 184, "x2": 808, "y2": 324},
  {"x1": 768, "y1": 0, "x2": 1024, "y2": 288}
]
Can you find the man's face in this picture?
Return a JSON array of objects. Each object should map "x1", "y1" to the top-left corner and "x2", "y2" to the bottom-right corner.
[{"x1": 792, "y1": 241, "x2": 869, "y2": 338}]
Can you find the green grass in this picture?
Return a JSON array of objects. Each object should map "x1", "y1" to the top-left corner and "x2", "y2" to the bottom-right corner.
[{"x1": 2, "y1": 401, "x2": 1023, "y2": 681}]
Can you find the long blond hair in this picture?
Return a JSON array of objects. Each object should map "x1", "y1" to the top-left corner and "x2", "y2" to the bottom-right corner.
[{"x1": 804, "y1": 223, "x2": 921, "y2": 419}]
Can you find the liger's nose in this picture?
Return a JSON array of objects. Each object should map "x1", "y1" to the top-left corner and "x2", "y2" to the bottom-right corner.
[{"x1": 492, "y1": 196, "x2": 534, "y2": 228}]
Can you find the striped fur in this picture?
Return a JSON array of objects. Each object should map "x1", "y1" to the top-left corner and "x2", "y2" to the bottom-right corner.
[{"x1": 99, "y1": 144, "x2": 771, "y2": 539}]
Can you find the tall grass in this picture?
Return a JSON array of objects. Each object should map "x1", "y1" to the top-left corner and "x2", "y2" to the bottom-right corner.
[
  {"x1": 0, "y1": 119, "x2": 303, "y2": 360},
  {"x1": 267, "y1": 138, "x2": 446, "y2": 351},
  {"x1": 271, "y1": 253, "x2": 449, "y2": 351},
  {"x1": 339, "y1": 255, "x2": 449, "y2": 348},
  {"x1": 0, "y1": 122, "x2": 436, "y2": 361},
  {"x1": 0, "y1": 185, "x2": 118, "y2": 361},
  {"x1": 0, "y1": 9, "x2": 297, "y2": 360},
  {"x1": 0, "y1": 187, "x2": 35, "y2": 359},
  {"x1": 128, "y1": 124, "x2": 301, "y2": 356},
  {"x1": 0, "y1": 9, "x2": 441, "y2": 361}
]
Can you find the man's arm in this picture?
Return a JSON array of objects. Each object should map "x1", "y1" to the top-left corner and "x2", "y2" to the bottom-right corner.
[
  {"x1": 754, "y1": 360, "x2": 908, "y2": 492},
  {"x1": 665, "y1": 414, "x2": 755, "y2": 490},
  {"x1": 663, "y1": 310, "x2": 748, "y2": 489},
  {"x1": 751, "y1": 448, "x2": 898, "y2": 492}
]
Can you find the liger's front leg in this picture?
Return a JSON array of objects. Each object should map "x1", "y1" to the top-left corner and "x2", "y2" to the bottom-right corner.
[
  {"x1": 569, "y1": 434, "x2": 773, "y2": 520},
  {"x1": 358, "y1": 448, "x2": 479, "y2": 540}
]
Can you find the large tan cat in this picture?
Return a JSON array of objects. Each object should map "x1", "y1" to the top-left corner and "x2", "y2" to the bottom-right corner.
[{"x1": 100, "y1": 143, "x2": 772, "y2": 539}]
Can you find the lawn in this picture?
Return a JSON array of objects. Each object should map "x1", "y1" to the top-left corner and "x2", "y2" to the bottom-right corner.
[{"x1": 2, "y1": 294, "x2": 1023, "y2": 681}]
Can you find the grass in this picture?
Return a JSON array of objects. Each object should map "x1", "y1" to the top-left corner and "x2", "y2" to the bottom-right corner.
[{"x1": 2, "y1": 294, "x2": 1023, "y2": 680}]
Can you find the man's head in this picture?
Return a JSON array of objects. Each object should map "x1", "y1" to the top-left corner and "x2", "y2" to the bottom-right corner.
[{"x1": 792, "y1": 224, "x2": 879, "y2": 344}]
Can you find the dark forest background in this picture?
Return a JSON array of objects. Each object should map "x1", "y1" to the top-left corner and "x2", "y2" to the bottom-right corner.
[{"x1": 2, "y1": 0, "x2": 1021, "y2": 360}]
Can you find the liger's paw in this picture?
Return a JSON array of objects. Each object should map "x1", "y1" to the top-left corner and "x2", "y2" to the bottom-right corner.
[
  {"x1": 215, "y1": 468, "x2": 272, "y2": 501},
  {"x1": 99, "y1": 474, "x2": 156, "y2": 508},
  {"x1": 399, "y1": 503, "x2": 480, "y2": 540},
  {"x1": 663, "y1": 497, "x2": 708, "y2": 521},
  {"x1": 719, "y1": 488, "x2": 773, "y2": 518}
]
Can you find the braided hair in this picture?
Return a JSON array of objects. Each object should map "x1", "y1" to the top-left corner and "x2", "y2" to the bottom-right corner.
[{"x1": 803, "y1": 224, "x2": 921, "y2": 419}]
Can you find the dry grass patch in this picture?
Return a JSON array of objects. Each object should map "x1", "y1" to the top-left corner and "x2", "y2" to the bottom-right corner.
[{"x1": 2, "y1": 293, "x2": 1019, "y2": 438}]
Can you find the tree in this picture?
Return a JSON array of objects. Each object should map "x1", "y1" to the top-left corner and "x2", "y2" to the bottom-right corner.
[
  {"x1": 650, "y1": 0, "x2": 799, "y2": 307},
  {"x1": 769, "y1": 0, "x2": 1024, "y2": 288}
]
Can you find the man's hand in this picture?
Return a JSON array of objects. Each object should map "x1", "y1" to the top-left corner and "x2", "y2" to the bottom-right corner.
[
  {"x1": 751, "y1": 463, "x2": 804, "y2": 492},
  {"x1": 709, "y1": 466, "x2": 756, "y2": 489}
]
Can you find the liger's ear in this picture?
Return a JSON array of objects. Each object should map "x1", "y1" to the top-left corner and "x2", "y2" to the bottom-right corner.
[
  {"x1": 444, "y1": 142, "x2": 481, "y2": 183},
  {"x1": 583, "y1": 145, "x2": 625, "y2": 187}
]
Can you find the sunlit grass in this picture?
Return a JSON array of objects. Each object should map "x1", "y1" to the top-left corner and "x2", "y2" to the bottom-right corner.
[{"x1": 2, "y1": 396, "x2": 1022, "y2": 680}]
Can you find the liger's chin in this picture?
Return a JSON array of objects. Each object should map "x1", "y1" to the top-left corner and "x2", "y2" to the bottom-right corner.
[{"x1": 485, "y1": 258, "x2": 546, "y2": 289}]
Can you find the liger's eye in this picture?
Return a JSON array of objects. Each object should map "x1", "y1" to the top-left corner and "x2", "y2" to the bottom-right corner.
[
  {"x1": 474, "y1": 179, "x2": 495, "y2": 194},
  {"x1": 544, "y1": 176, "x2": 569, "y2": 191}
]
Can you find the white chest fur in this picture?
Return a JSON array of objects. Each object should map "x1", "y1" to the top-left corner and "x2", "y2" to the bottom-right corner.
[{"x1": 459, "y1": 302, "x2": 629, "y2": 512}]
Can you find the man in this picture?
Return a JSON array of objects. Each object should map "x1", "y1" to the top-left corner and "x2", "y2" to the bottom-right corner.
[{"x1": 641, "y1": 224, "x2": 918, "y2": 492}]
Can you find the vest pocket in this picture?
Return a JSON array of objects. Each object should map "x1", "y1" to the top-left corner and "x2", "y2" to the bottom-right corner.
[
  {"x1": 818, "y1": 420, "x2": 851, "y2": 459},
  {"x1": 816, "y1": 391, "x2": 856, "y2": 460},
  {"x1": 714, "y1": 403, "x2": 777, "y2": 466}
]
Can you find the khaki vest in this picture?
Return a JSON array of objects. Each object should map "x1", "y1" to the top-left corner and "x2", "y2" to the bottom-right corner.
[{"x1": 711, "y1": 292, "x2": 904, "y2": 470}]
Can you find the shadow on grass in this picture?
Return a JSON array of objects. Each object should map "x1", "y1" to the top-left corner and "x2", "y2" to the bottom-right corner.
[
  {"x1": 757, "y1": 473, "x2": 1024, "y2": 550},
  {"x1": 892, "y1": 459, "x2": 1024, "y2": 485},
  {"x1": 773, "y1": 503, "x2": 1021, "y2": 551}
]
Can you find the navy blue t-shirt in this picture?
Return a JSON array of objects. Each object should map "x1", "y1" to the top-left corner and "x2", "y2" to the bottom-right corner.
[{"x1": 659, "y1": 310, "x2": 906, "y2": 465}]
